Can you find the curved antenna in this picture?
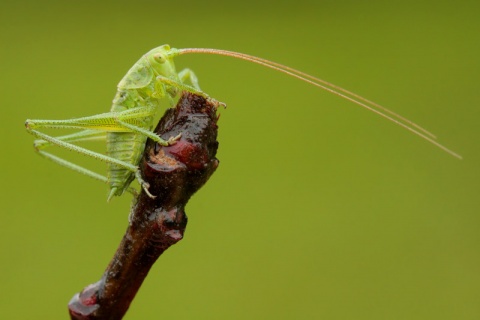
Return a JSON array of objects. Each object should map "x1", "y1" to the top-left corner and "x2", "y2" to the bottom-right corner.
[
  {"x1": 215, "y1": 51, "x2": 437, "y2": 139},
  {"x1": 178, "y1": 48, "x2": 462, "y2": 159}
]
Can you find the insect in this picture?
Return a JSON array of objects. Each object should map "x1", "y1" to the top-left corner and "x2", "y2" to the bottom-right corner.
[{"x1": 25, "y1": 44, "x2": 462, "y2": 201}]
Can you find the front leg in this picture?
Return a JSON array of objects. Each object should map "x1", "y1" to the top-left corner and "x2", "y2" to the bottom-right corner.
[
  {"x1": 156, "y1": 75, "x2": 226, "y2": 108},
  {"x1": 116, "y1": 120, "x2": 181, "y2": 146},
  {"x1": 178, "y1": 68, "x2": 201, "y2": 90}
]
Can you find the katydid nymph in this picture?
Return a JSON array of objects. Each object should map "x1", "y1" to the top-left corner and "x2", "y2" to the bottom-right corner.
[{"x1": 25, "y1": 44, "x2": 462, "y2": 201}]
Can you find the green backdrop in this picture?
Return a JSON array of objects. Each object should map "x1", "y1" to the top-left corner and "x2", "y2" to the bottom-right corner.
[{"x1": 1, "y1": 1, "x2": 479, "y2": 319}]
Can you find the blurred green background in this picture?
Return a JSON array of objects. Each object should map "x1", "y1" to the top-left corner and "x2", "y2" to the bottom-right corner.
[{"x1": 1, "y1": 0, "x2": 479, "y2": 319}]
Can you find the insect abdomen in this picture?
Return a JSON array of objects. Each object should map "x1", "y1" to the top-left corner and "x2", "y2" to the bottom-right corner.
[{"x1": 106, "y1": 131, "x2": 148, "y2": 197}]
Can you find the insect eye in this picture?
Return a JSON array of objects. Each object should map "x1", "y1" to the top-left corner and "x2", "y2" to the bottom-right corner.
[{"x1": 153, "y1": 53, "x2": 166, "y2": 64}]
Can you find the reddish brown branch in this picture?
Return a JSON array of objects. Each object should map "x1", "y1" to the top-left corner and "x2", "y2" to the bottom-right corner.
[{"x1": 68, "y1": 92, "x2": 220, "y2": 320}]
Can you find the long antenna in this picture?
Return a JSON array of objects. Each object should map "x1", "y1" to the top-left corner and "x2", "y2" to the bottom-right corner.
[{"x1": 178, "y1": 48, "x2": 462, "y2": 159}]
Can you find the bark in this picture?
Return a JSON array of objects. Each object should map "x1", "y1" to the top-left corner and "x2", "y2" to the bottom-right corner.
[{"x1": 68, "y1": 92, "x2": 220, "y2": 320}]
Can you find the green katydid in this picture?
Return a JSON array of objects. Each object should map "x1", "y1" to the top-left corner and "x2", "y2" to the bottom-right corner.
[{"x1": 25, "y1": 44, "x2": 462, "y2": 201}]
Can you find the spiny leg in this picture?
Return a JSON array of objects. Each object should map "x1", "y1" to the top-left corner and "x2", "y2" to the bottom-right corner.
[
  {"x1": 108, "y1": 107, "x2": 182, "y2": 144},
  {"x1": 178, "y1": 69, "x2": 226, "y2": 108},
  {"x1": 34, "y1": 129, "x2": 106, "y2": 149},
  {"x1": 25, "y1": 107, "x2": 156, "y2": 132},
  {"x1": 156, "y1": 75, "x2": 226, "y2": 108},
  {"x1": 26, "y1": 128, "x2": 153, "y2": 198},
  {"x1": 36, "y1": 130, "x2": 108, "y2": 181},
  {"x1": 27, "y1": 106, "x2": 181, "y2": 146},
  {"x1": 27, "y1": 129, "x2": 138, "y2": 170},
  {"x1": 116, "y1": 120, "x2": 181, "y2": 145},
  {"x1": 25, "y1": 106, "x2": 183, "y2": 198},
  {"x1": 178, "y1": 68, "x2": 201, "y2": 90},
  {"x1": 39, "y1": 150, "x2": 108, "y2": 182},
  {"x1": 31, "y1": 130, "x2": 139, "y2": 197},
  {"x1": 40, "y1": 150, "x2": 139, "y2": 198}
]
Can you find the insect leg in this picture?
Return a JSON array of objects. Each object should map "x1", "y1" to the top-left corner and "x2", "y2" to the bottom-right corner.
[
  {"x1": 108, "y1": 107, "x2": 181, "y2": 145},
  {"x1": 26, "y1": 128, "x2": 139, "y2": 178},
  {"x1": 38, "y1": 150, "x2": 108, "y2": 183},
  {"x1": 178, "y1": 68, "x2": 201, "y2": 90},
  {"x1": 33, "y1": 129, "x2": 105, "y2": 149},
  {"x1": 156, "y1": 75, "x2": 225, "y2": 108},
  {"x1": 156, "y1": 75, "x2": 204, "y2": 96},
  {"x1": 25, "y1": 112, "x2": 128, "y2": 132},
  {"x1": 29, "y1": 129, "x2": 139, "y2": 196},
  {"x1": 116, "y1": 120, "x2": 181, "y2": 146},
  {"x1": 34, "y1": 130, "x2": 108, "y2": 180},
  {"x1": 25, "y1": 108, "x2": 167, "y2": 198},
  {"x1": 29, "y1": 128, "x2": 152, "y2": 197},
  {"x1": 26, "y1": 107, "x2": 178, "y2": 145}
]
